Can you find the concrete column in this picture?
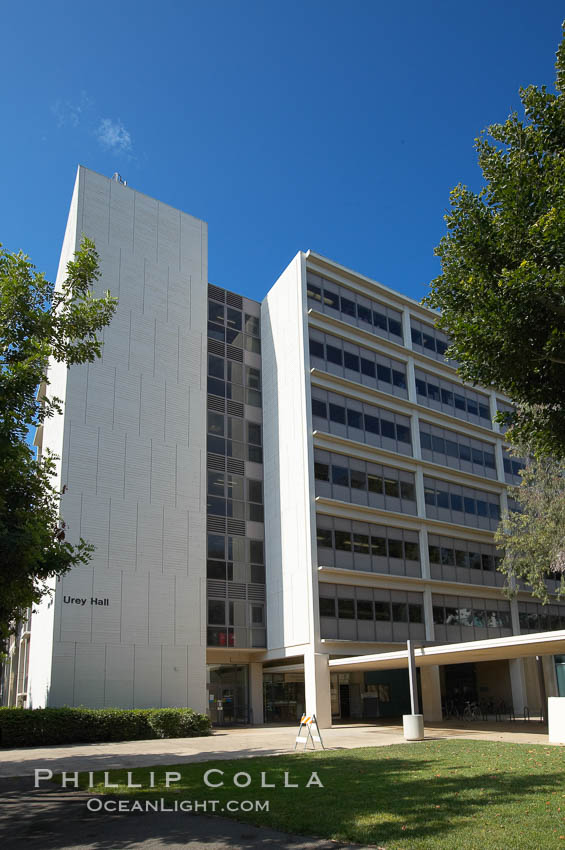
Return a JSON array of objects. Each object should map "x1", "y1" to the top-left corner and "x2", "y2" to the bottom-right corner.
[
  {"x1": 423, "y1": 587, "x2": 435, "y2": 641},
  {"x1": 542, "y1": 656, "x2": 559, "y2": 698},
  {"x1": 304, "y1": 650, "x2": 332, "y2": 728},
  {"x1": 401, "y1": 308, "x2": 413, "y2": 352},
  {"x1": 421, "y1": 665, "x2": 443, "y2": 721},
  {"x1": 489, "y1": 390, "x2": 500, "y2": 433},
  {"x1": 415, "y1": 467, "x2": 426, "y2": 519},
  {"x1": 509, "y1": 658, "x2": 528, "y2": 716},
  {"x1": 249, "y1": 662, "x2": 264, "y2": 725}
]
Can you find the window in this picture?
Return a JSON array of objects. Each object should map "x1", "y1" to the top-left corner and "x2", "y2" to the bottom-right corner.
[
  {"x1": 388, "y1": 539, "x2": 403, "y2": 559},
  {"x1": 335, "y1": 531, "x2": 352, "y2": 551},
  {"x1": 338, "y1": 598, "x2": 355, "y2": 619},
  {"x1": 329, "y1": 403, "x2": 346, "y2": 424},
  {"x1": 344, "y1": 351, "x2": 360, "y2": 371},
  {"x1": 408, "y1": 604, "x2": 423, "y2": 623},
  {"x1": 371, "y1": 536, "x2": 387, "y2": 556},
  {"x1": 374, "y1": 601, "x2": 391, "y2": 621},
  {"x1": 250, "y1": 540, "x2": 264, "y2": 564},
  {"x1": 248, "y1": 479, "x2": 263, "y2": 503},
  {"x1": 247, "y1": 423, "x2": 262, "y2": 445},
  {"x1": 341, "y1": 296, "x2": 356, "y2": 317},
  {"x1": 326, "y1": 345, "x2": 343, "y2": 365},
  {"x1": 251, "y1": 606, "x2": 264, "y2": 624},
  {"x1": 404, "y1": 541, "x2": 420, "y2": 561},
  {"x1": 208, "y1": 600, "x2": 225, "y2": 625},
  {"x1": 384, "y1": 478, "x2": 399, "y2": 498},
  {"x1": 317, "y1": 528, "x2": 333, "y2": 548},
  {"x1": 315, "y1": 462, "x2": 329, "y2": 481},
  {"x1": 357, "y1": 600, "x2": 374, "y2": 620},
  {"x1": 392, "y1": 602, "x2": 408, "y2": 622},
  {"x1": 208, "y1": 534, "x2": 225, "y2": 559},
  {"x1": 309, "y1": 339, "x2": 324, "y2": 358},
  {"x1": 312, "y1": 398, "x2": 327, "y2": 418},
  {"x1": 319, "y1": 597, "x2": 336, "y2": 617},
  {"x1": 347, "y1": 409, "x2": 363, "y2": 430},
  {"x1": 353, "y1": 533, "x2": 369, "y2": 554},
  {"x1": 332, "y1": 465, "x2": 349, "y2": 487}
]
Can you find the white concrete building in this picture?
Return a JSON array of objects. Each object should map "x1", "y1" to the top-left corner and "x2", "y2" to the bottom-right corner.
[{"x1": 5, "y1": 166, "x2": 565, "y2": 723}]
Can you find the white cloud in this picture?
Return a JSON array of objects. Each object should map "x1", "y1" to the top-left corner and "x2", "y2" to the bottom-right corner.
[
  {"x1": 51, "y1": 92, "x2": 92, "y2": 127},
  {"x1": 97, "y1": 118, "x2": 132, "y2": 152}
]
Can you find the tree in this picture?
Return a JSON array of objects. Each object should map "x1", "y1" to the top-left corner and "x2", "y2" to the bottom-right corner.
[
  {"x1": 0, "y1": 238, "x2": 116, "y2": 641},
  {"x1": 495, "y1": 451, "x2": 565, "y2": 603},
  {"x1": 425, "y1": 26, "x2": 565, "y2": 458}
]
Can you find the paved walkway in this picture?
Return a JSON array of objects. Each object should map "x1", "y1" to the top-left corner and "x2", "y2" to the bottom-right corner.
[{"x1": 0, "y1": 719, "x2": 553, "y2": 779}]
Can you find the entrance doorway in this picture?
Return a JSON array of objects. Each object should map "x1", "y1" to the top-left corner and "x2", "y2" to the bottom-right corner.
[{"x1": 207, "y1": 664, "x2": 249, "y2": 725}]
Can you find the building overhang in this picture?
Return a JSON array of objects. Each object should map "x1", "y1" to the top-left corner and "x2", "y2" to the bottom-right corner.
[{"x1": 327, "y1": 630, "x2": 565, "y2": 673}]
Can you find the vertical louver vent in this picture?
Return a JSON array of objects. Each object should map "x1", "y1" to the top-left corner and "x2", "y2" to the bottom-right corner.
[
  {"x1": 208, "y1": 284, "x2": 225, "y2": 302},
  {"x1": 227, "y1": 519, "x2": 245, "y2": 536},
  {"x1": 226, "y1": 345, "x2": 243, "y2": 362},
  {"x1": 208, "y1": 339, "x2": 226, "y2": 357},
  {"x1": 207, "y1": 396, "x2": 225, "y2": 413},
  {"x1": 227, "y1": 458, "x2": 245, "y2": 476},
  {"x1": 226, "y1": 400, "x2": 244, "y2": 417},
  {"x1": 226, "y1": 291, "x2": 243, "y2": 309}
]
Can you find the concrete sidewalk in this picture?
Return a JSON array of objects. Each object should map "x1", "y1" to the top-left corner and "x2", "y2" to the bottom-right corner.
[{"x1": 0, "y1": 720, "x2": 553, "y2": 779}]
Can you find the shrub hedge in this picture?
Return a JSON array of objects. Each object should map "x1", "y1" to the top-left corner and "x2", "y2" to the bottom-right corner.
[{"x1": 0, "y1": 706, "x2": 211, "y2": 748}]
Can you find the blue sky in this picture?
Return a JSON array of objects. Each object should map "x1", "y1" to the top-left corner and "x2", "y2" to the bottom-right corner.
[{"x1": 1, "y1": 1, "x2": 563, "y2": 303}]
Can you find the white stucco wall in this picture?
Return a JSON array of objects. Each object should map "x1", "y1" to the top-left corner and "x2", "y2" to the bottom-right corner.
[
  {"x1": 261, "y1": 252, "x2": 319, "y2": 654},
  {"x1": 28, "y1": 166, "x2": 208, "y2": 710}
]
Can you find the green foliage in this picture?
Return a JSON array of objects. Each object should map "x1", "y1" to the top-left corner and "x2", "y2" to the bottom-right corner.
[
  {"x1": 145, "y1": 707, "x2": 212, "y2": 738},
  {"x1": 0, "y1": 237, "x2": 117, "y2": 640},
  {"x1": 425, "y1": 27, "x2": 565, "y2": 458},
  {"x1": 495, "y1": 451, "x2": 565, "y2": 603},
  {"x1": 0, "y1": 706, "x2": 211, "y2": 747}
]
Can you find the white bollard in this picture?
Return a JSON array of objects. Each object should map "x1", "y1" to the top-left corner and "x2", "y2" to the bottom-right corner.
[
  {"x1": 548, "y1": 697, "x2": 565, "y2": 744},
  {"x1": 403, "y1": 713, "x2": 424, "y2": 741}
]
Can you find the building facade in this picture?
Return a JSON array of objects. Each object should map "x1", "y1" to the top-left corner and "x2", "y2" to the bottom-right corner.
[{"x1": 4, "y1": 166, "x2": 564, "y2": 722}]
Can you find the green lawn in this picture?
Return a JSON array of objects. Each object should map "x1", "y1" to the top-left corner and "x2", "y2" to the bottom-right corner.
[{"x1": 77, "y1": 740, "x2": 565, "y2": 849}]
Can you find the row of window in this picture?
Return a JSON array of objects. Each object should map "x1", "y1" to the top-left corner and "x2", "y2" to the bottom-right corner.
[
  {"x1": 207, "y1": 627, "x2": 266, "y2": 648},
  {"x1": 207, "y1": 301, "x2": 261, "y2": 338},
  {"x1": 415, "y1": 368, "x2": 491, "y2": 425},
  {"x1": 309, "y1": 331, "x2": 408, "y2": 398},
  {"x1": 420, "y1": 425, "x2": 497, "y2": 479},
  {"x1": 208, "y1": 355, "x2": 261, "y2": 389},
  {"x1": 207, "y1": 497, "x2": 264, "y2": 522},
  {"x1": 411, "y1": 318, "x2": 451, "y2": 362},
  {"x1": 319, "y1": 586, "x2": 426, "y2": 641},
  {"x1": 429, "y1": 543, "x2": 500, "y2": 572},
  {"x1": 208, "y1": 472, "x2": 263, "y2": 504},
  {"x1": 208, "y1": 411, "x2": 262, "y2": 444},
  {"x1": 423, "y1": 476, "x2": 501, "y2": 530},
  {"x1": 317, "y1": 525, "x2": 419, "y2": 561},
  {"x1": 208, "y1": 323, "x2": 261, "y2": 354},
  {"x1": 518, "y1": 602, "x2": 565, "y2": 633},
  {"x1": 208, "y1": 599, "x2": 265, "y2": 627},
  {"x1": 207, "y1": 534, "x2": 264, "y2": 565},
  {"x1": 319, "y1": 596, "x2": 423, "y2": 623},
  {"x1": 207, "y1": 560, "x2": 265, "y2": 583},
  {"x1": 306, "y1": 273, "x2": 403, "y2": 341},
  {"x1": 433, "y1": 603, "x2": 511, "y2": 629},
  {"x1": 314, "y1": 451, "x2": 417, "y2": 510},
  {"x1": 207, "y1": 377, "x2": 262, "y2": 407},
  {"x1": 311, "y1": 392, "x2": 411, "y2": 449}
]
